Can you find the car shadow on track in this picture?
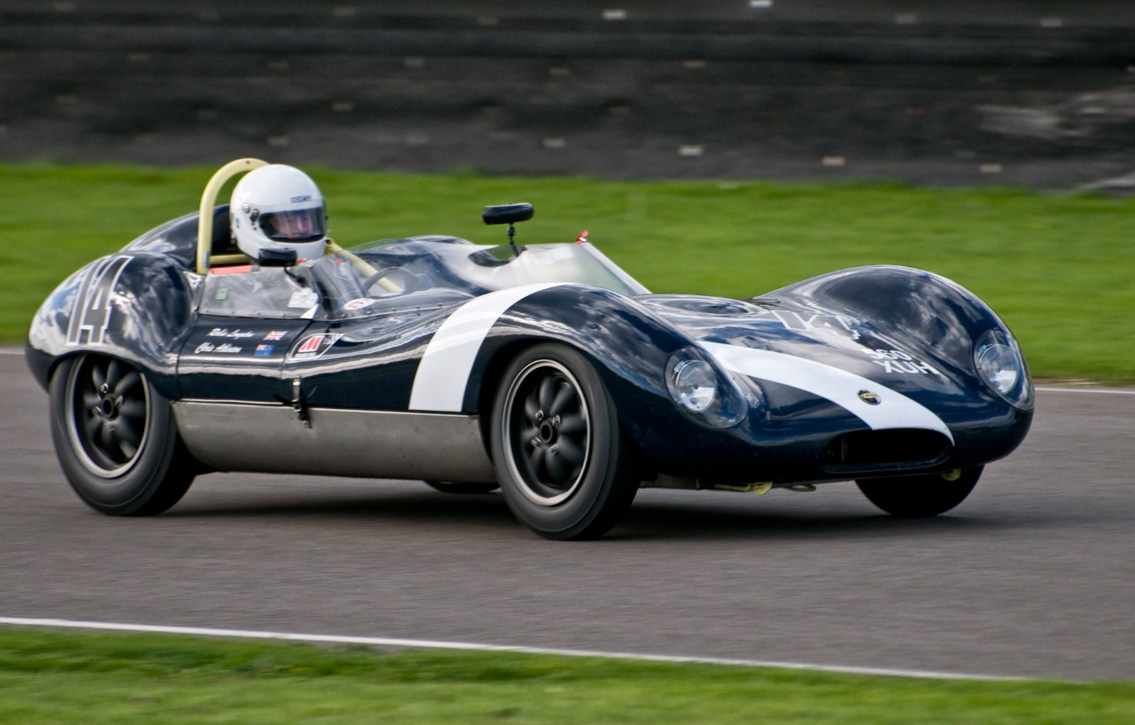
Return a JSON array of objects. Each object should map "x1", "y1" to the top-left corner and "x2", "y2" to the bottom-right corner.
[
  {"x1": 161, "y1": 478, "x2": 1027, "y2": 542},
  {"x1": 610, "y1": 498, "x2": 999, "y2": 542},
  {"x1": 164, "y1": 483, "x2": 525, "y2": 531}
]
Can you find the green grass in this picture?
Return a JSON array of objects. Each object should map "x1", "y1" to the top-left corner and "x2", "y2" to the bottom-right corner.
[
  {"x1": 2, "y1": 162, "x2": 1133, "y2": 382},
  {"x1": 1, "y1": 628, "x2": 1132, "y2": 724}
]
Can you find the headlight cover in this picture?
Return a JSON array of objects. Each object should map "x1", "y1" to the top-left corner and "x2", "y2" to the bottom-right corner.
[
  {"x1": 665, "y1": 347, "x2": 749, "y2": 428},
  {"x1": 974, "y1": 329, "x2": 1034, "y2": 410}
]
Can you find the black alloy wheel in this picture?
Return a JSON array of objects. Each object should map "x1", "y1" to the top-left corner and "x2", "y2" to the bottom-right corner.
[
  {"x1": 50, "y1": 354, "x2": 196, "y2": 516},
  {"x1": 66, "y1": 355, "x2": 149, "y2": 476},
  {"x1": 491, "y1": 343, "x2": 637, "y2": 540}
]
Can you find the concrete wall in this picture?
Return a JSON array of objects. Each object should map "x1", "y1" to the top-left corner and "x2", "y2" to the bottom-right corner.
[{"x1": 3, "y1": 1, "x2": 1134, "y2": 187}]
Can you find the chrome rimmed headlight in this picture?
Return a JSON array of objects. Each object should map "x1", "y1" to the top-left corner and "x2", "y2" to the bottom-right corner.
[
  {"x1": 670, "y1": 359, "x2": 716, "y2": 412},
  {"x1": 974, "y1": 329, "x2": 1034, "y2": 410},
  {"x1": 665, "y1": 347, "x2": 749, "y2": 428}
]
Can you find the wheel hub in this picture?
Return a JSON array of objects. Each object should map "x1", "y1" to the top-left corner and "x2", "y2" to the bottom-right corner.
[
  {"x1": 96, "y1": 393, "x2": 122, "y2": 419},
  {"x1": 505, "y1": 359, "x2": 592, "y2": 506},
  {"x1": 67, "y1": 356, "x2": 151, "y2": 478},
  {"x1": 539, "y1": 419, "x2": 556, "y2": 443}
]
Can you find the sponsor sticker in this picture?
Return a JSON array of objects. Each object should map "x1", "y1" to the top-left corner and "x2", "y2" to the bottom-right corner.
[
  {"x1": 288, "y1": 288, "x2": 319, "y2": 309},
  {"x1": 291, "y1": 333, "x2": 342, "y2": 360},
  {"x1": 343, "y1": 298, "x2": 377, "y2": 311}
]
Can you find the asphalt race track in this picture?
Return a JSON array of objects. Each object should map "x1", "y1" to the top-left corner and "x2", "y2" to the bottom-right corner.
[{"x1": 2, "y1": 349, "x2": 1132, "y2": 681}]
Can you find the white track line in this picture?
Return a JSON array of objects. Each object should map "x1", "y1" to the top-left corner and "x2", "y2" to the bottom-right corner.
[
  {"x1": 1035, "y1": 386, "x2": 1135, "y2": 396},
  {"x1": 0, "y1": 616, "x2": 1023, "y2": 682}
]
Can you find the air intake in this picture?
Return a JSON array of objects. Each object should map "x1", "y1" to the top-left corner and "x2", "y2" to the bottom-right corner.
[{"x1": 821, "y1": 429, "x2": 951, "y2": 475}]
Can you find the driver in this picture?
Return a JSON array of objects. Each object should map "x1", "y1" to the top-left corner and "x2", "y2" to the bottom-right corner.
[
  {"x1": 225, "y1": 163, "x2": 411, "y2": 309},
  {"x1": 230, "y1": 164, "x2": 329, "y2": 264}
]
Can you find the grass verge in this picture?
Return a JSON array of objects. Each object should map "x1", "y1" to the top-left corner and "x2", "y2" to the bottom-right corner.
[
  {"x1": 1, "y1": 628, "x2": 1133, "y2": 724},
  {"x1": 2, "y1": 162, "x2": 1133, "y2": 382}
]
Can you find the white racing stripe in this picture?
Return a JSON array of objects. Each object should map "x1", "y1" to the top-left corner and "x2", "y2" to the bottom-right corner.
[
  {"x1": 700, "y1": 341, "x2": 954, "y2": 443},
  {"x1": 0, "y1": 617, "x2": 1025, "y2": 681},
  {"x1": 409, "y1": 283, "x2": 563, "y2": 412}
]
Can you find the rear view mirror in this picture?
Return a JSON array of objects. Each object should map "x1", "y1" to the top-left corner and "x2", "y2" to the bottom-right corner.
[
  {"x1": 482, "y1": 203, "x2": 534, "y2": 256},
  {"x1": 482, "y1": 203, "x2": 534, "y2": 225}
]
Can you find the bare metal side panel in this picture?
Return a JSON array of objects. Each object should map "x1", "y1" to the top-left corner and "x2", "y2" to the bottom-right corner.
[{"x1": 173, "y1": 402, "x2": 497, "y2": 483}]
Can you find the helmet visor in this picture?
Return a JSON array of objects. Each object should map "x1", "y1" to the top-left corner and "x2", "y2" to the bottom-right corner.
[{"x1": 259, "y1": 207, "x2": 327, "y2": 242}]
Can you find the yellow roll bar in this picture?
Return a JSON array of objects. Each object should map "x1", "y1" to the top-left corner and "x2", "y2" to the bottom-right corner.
[{"x1": 196, "y1": 157, "x2": 268, "y2": 274}]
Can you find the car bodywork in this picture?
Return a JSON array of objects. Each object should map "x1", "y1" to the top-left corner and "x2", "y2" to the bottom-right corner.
[{"x1": 27, "y1": 159, "x2": 1033, "y2": 539}]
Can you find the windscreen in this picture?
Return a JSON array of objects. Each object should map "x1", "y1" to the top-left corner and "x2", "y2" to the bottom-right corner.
[
  {"x1": 199, "y1": 239, "x2": 651, "y2": 321},
  {"x1": 351, "y1": 238, "x2": 650, "y2": 297}
]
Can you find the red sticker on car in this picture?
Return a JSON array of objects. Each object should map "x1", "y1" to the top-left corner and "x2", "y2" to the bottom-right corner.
[{"x1": 292, "y1": 334, "x2": 342, "y2": 359}]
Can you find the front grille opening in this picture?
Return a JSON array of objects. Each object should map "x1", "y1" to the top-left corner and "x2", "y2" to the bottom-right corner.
[{"x1": 821, "y1": 429, "x2": 951, "y2": 474}]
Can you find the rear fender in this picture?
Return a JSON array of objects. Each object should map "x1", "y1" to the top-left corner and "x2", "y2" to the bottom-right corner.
[{"x1": 26, "y1": 253, "x2": 195, "y2": 397}]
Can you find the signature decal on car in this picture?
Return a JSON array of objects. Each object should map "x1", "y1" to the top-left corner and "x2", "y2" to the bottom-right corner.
[
  {"x1": 207, "y1": 327, "x2": 257, "y2": 340},
  {"x1": 194, "y1": 341, "x2": 243, "y2": 355},
  {"x1": 66, "y1": 256, "x2": 132, "y2": 346}
]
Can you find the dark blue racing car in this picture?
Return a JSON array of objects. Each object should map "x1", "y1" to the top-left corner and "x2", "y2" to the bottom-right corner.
[{"x1": 27, "y1": 159, "x2": 1033, "y2": 539}]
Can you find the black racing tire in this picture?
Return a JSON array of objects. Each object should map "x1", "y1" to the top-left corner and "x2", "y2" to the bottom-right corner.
[
  {"x1": 490, "y1": 343, "x2": 638, "y2": 540},
  {"x1": 856, "y1": 466, "x2": 983, "y2": 518},
  {"x1": 49, "y1": 354, "x2": 196, "y2": 516},
  {"x1": 424, "y1": 480, "x2": 500, "y2": 495}
]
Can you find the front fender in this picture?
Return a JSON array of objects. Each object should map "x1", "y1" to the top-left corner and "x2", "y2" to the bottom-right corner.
[
  {"x1": 762, "y1": 265, "x2": 1016, "y2": 373},
  {"x1": 472, "y1": 285, "x2": 736, "y2": 466}
]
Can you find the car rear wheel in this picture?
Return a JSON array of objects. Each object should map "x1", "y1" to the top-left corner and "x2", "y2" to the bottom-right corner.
[
  {"x1": 490, "y1": 344, "x2": 638, "y2": 540},
  {"x1": 856, "y1": 466, "x2": 983, "y2": 517},
  {"x1": 49, "y1": 354, "x2": 196, "y2": 516}
]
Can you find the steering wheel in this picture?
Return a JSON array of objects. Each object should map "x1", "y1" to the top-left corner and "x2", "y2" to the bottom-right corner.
[{"x1": 362, "y1": 267, "x2": 419, "y2": 295}]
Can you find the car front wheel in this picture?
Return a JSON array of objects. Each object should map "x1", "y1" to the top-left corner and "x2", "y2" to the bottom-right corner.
[
  {"x1": 490, "y1": 344, "x2": 638, "y2": 540},
  {"x1": 856, "y1": 466, "x2": 983, "y2": 517},
  {"x1": 49, "y1": 354, "x2": 196, "y2": 516}
]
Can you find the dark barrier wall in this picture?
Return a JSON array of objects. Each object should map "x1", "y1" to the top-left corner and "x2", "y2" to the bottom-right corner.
[{"x1": 2, "y1": 0, "x2": 1134, "y2": 187}]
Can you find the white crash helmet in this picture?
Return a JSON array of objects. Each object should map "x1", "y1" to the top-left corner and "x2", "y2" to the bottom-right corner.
[{"x1": 230, "y1": 164, "x2": 328, "y2": 263}]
